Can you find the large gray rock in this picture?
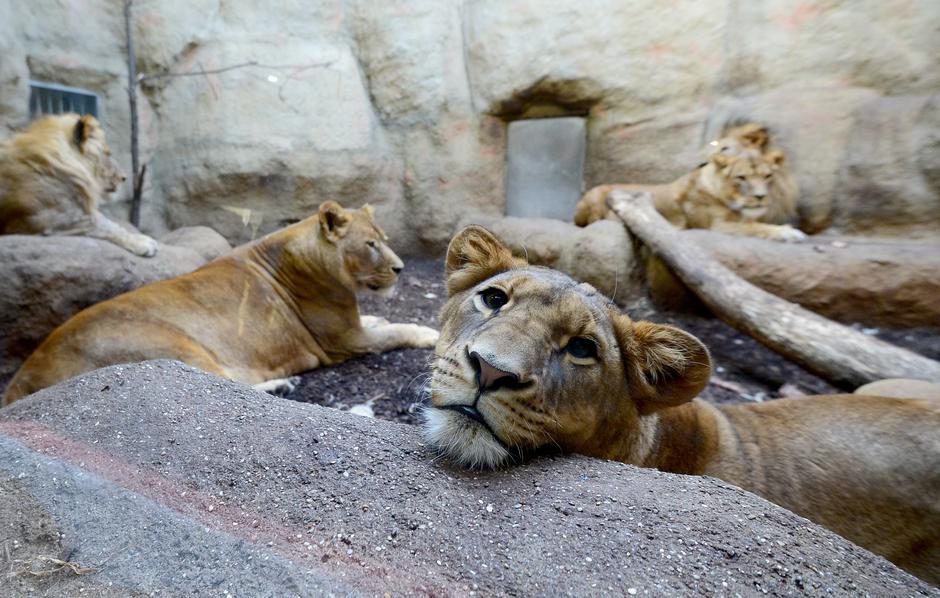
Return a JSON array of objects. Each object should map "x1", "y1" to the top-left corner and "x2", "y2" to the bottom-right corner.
[
  {"x1": 836, "y1": 94, "x2": 940, "y2": 236},
  {"x1": 0, "y1": 236, "x2": 207, "y2": 382},
  {"x1": 158, "y1": 225, "x2": 232, "y2": 262},
  {"x1": 465, "y1": 216, "x2": 644, "y2": 305},
  {"x1": 656, "y1": 231, "x2": 940, "y2": 329},
  {"x1": 0, "y1": 360, "x2": 933, "y2": 596}
]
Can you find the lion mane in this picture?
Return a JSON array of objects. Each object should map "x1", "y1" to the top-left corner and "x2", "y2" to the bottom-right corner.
[{"x1": 0, "y1": 113, "x2": 158, "y2": 256}]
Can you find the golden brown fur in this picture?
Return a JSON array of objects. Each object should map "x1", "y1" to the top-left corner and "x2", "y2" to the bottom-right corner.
[
  {"x1": 2, "y1": 202, "x2": 438, "y2": 404},
  {"x1": 423, "y1": 226, "x2": 940, "y2": 584},
  {"x1": 702, "y1": 122, "x2": 799, "y2": 225},
  {"x1": 575, "y1": 123, "x2": 802, "y2": 241},
  {"x1": 0, "y1": 113, "x2": 158, "y2": 256}
]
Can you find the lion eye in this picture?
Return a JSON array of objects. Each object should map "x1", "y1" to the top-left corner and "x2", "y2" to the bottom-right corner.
[
  {"x1": 480, "y1": 287, "x2": 508, "y2": 310},
  {"x1": 735, "y1": 175, "x2": 746, "y2": 181},
  {"x1": 565, "y1": 337, "x2": 598, "y2": 360},
  {"x1": 366, "y1": 240, "x2": 377, "y2": 249}
]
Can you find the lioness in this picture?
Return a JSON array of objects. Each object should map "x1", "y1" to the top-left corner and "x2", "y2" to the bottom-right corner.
[
  {"x1": 423, "y1": 225, "x2": 939, "y2": 584},
  {"x1": 575, "y1": 148, "x2": 804, "y2": 242},
  {"x1": 0, "y1": 113, "x2": 158, "y2": 257},
  {"x1": 2, "y1": 202, "x2": 439, "y2": 404}
]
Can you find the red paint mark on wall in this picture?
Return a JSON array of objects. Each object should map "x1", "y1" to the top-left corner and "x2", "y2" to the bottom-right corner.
[
  {"x1": 646, "y1": 43, "x2": 673, "y2": 65},
  {"x1": 773, "y1": 3, "x2": 824, "y2": 33}
]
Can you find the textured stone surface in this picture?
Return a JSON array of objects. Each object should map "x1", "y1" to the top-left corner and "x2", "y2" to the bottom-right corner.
[
  {"x1": 0, "y1": 0, "x2": 28, "y2": 136},
  {"x1": 0, "y1": 236, "x2": 207, "y2": 381},
  {"x1": 466, "y1": 216, "x2": 643, "y2": 305},
  {"x1": 655, "y1": 231, "x2": 940, "y2": 329},
  {"x1": 158, "y1": 225, "x2": 232, "y2": 262},
  {"x1": 0, "y1": 360, "x2": 933, "y2": 596},
  {"x1": 1, "y1": 1, "x2": 939, "y2": 251}
]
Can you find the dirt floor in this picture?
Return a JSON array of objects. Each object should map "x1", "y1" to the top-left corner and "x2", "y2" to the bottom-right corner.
[{"x1": 288, "y1": 257, "x2": 940, "y2": 424}]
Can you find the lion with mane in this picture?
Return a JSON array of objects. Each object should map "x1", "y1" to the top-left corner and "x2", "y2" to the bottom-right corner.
[
  {"x1": 575, "y1": 123, "x2": 804, "y2": 242},
  {"x1": 0, "y1": 113, "x2": 158, "y2": 256}
]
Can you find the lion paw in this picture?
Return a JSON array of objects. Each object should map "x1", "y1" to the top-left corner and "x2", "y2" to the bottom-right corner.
[
  {"x1": 409, "y1": 324, "x2": 440, "y2": 348},
  {"x1": 773, "y1": 226, "x2": 808, "y2": 243},
  {"x1": 360, "y1": 315, "x2": 390, "y2": 329},
  {"x1": 254, "y1": 376, "x2": 301, "y2": 397},
  {"x1": 129, "y1": 234, "x2": 159, "y2": 257}
]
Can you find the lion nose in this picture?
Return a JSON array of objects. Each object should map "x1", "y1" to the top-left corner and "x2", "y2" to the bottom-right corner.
[
  {"x1": 392, "y1": 265, "x2": 403, "y2": 274},
  {"x1": 469, "y1": 351, "x2": 520, "y2": 392},
  {"x1": 754, "y1": 192, "x2": 766, "y2": 199}
]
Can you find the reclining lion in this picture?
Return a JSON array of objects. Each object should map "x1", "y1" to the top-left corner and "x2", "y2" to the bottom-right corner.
[
  {"x1": 0, "y1": 113, "x2": 158, "y2": 257},
  {"x1": 700, "y1": 122, "x2": 799, "y2": 226},
  {"x1": 2, "y1": 202, "x2": 439, "y2": 404},
  {"x1": 575, "y1": 125, "x2": 804, "y2": 242},
  {"x1": 423, "y1": 225, "x2": 939, "y2": 584}
]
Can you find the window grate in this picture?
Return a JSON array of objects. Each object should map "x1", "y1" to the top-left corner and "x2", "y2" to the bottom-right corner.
[{"x1": 29, "y1": 81, "x2": 100, "y2": 120}]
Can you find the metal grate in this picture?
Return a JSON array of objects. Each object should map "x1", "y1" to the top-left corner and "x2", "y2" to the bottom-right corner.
[{"x1": 29, "y1": 81, "x2": 100, "y2": 120}]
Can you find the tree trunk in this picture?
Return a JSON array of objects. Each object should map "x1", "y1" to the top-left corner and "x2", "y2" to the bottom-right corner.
[
  {"x1": 607, "y1": 190, "x2": 940, "y2": 388},
  {"x1": 124, "y1": 0, "x2": 142, "y2": 228}
]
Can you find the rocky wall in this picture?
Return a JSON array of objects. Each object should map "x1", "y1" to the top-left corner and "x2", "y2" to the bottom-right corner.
[{"x1": 1, "y1": 0, "x2": 938, "y2": 253}]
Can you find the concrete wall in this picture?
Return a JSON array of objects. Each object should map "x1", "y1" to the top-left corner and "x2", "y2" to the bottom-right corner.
[{"x1": 2, "y1": 0, "x2": 939, "y2": 252}]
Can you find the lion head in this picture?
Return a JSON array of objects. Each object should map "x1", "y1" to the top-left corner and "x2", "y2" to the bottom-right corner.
[
  {"x1": 703, "y1": 150, "x2": 786, "y2": 220},
  {"x1": 703, "y1": 122, "x2": 770, "y2": 160},
  {"x1": 71, "y1": 114, "x2": 126, "y2": 194},
  {"x1": 316, "y1": 201, "x2": 404, "y2": 293},
  {"x1": 422, "y1": 226, "x2": 711, "y2": 469}
]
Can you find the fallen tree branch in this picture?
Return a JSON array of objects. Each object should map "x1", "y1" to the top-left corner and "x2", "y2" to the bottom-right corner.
[{"x1": 607, "y1": 190, "x2": 940, "y2": 388}]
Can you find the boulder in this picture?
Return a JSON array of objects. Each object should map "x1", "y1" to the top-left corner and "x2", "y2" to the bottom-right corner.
[
  {"x1": 0, "y1": 236, "x2": 207, "y2": 382},
  {"x1": 650, "y1": 230, "x2": 940, "y2": 329},
  {"x1": 855, "y1": 378, "x2": 940, "y2": 401},
  {"x1": 835, "y1": 93, "x2": 940, "y2": 237},
  {"x1": 159, "y1": 225, "x2": 232, "y2": 262},
  {"x1": 463, "y1": 216, "x2": 644, "y2": 305},
  {"x1": 0, "y1": 360, "x2": 931, "y2": 596}
]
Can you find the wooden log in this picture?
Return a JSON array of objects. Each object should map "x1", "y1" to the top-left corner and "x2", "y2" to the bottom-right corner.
[{"x1": 607, "y1": 189, "x2": 940, "y2": 388}]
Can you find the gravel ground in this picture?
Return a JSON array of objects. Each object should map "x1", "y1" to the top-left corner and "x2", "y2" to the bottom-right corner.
[{"x1": 288, "y1": 257, "x2": 940, "y2": 419}]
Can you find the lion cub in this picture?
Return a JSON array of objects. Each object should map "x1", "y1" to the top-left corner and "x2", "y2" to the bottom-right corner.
[
  {"x1": 575, "y1": 124, "x2": 804, "y2": 242},
  {"x1": 2, "y1": 202, "x2": 439, "y2": 404},
  {"x1": 0, "y1": 113, "x2": 158, "y2": 257},
  {"x1": 423, "y1": 225, "x2": 939, "y2": 584}
]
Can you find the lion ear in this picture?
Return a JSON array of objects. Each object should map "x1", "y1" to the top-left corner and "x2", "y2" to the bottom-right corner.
[
  {"x1": 446, "y1": 225, "x2": 524, "y2": 296},
  {"x1": 318, "y1": 201, "x2": 350, "y2": 242},
  {"x1": 738, "y1": 124, "x2": 769, "y2": 151},
  {"x1": 710, "y1": 153, "x2": 733, "y2": 168},
  {"x1": 614, "y1": 317, "x2": 711, "y2": 415},
  {"x1": 361, "y1": 204, "x2": 375, "y2": 219},
  {"x1": 765, "y1": 149, "x2": 786, "y2": 167},
  {"x1": 73, "y1": 115, "x2": 98, "y2": 149}
]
